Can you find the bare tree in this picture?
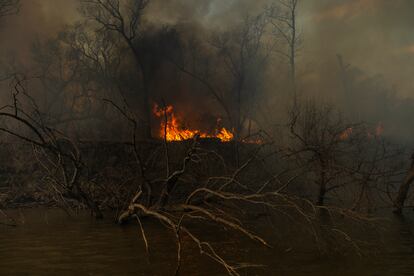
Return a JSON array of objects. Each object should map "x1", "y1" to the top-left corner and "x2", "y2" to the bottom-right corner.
[
  {"x1": 29, "y1": 28, "x2": 112, "y2": 136},
  {"x1": 170, "y1": 13, "x2": 269, "y2": 147},
  {"x1": 211, "y1": 14, "x2": 268, "y2": 142},
  {"x1": 0, "y1": 76, "x2": 103, "y2": 218},
  {"x1": 31, "y1": 36, "x2": 82, "y2": 125},
  {"x1": 80, "y1": 0, "x2": 153, "y2": 138},
  {"x1": 268, "y1": 0, "x2": 301, "y2": 106},
  {"x1": 287, "y1": 102, "x2": 403, "y2": 208}
]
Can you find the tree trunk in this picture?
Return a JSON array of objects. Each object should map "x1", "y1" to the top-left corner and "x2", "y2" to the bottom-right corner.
[
  {"x1": 126, "y1": 41, "x2": 153, "y2": 140},
  {"x1": 317, "y1": 181, "x2": 326, "y2": 206},
  {"x1": 317, "y1": 162, "x2": 327, "y2": 206},
  {"x1": 290, "y1": 0, "x2": 297, "y2": 107},
  {"x1": 394, "y1": 162, "x2": 414, "y2": 214},
  {"x1": 142, "y1": 79, "x2": 152, "y2": 139}
]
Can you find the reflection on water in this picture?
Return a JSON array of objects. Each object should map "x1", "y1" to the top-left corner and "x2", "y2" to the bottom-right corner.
[{"x1": 1, "y1": 208, "x2": 414, "y2": 275}]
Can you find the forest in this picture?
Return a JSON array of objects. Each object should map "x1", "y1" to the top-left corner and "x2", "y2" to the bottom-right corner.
[{"x1": 1, "y1": 0, "x2": 414, "y2": 275}]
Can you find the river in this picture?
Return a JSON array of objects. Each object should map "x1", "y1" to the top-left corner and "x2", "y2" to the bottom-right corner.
[{"x1": 1, "y1": 208, "x2": 414, "y2": 275}]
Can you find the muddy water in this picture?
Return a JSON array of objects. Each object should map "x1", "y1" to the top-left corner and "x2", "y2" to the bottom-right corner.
[{"x1": 1, "y1": 209, "x2": 414, "y2": 275}]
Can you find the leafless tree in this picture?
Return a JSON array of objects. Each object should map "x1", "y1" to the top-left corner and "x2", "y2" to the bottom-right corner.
[
  {"x1": 30, "y1": 35, "x2": 83, "y2": 125},
  {"x1": 29, "y1": 22, "x2": 150, "y2": 140},
  {"x1": 94, "y1": 99, "x2": 379, "y2": 274},
  {"x1": 0, "y1": 81, "x2": 384, "y2": 274},
  {"x1": 268, "y1": 0, "x2": 301, "y2": 106},
  {"x1": 211, "y1": 14, "x2": 268, "y2": 141},
  {"x1": 0, "y1": 75, "x2": 103, "y2": 218},
  {"x1": 170, "y1": 13, "x2": 269, "y2": 148},
  {"x1": 287, "y1": 102, "x2": 403, "y2": 208},
  {"x1": 80, "y1": 0, "x2": 153, "y2": 138}
]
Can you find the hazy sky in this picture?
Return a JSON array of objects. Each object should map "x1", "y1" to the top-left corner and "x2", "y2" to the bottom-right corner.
[
  {"x1": 0, "y1": 0, "x2": 413, "y2": 97},
  {"x1": 301, "y1": 0, "x2": 414, "y2": 98}
]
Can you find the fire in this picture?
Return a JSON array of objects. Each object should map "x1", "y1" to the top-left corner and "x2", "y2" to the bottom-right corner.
[
  {"x1": 339, "y1": 127, "x2": 353, "y2": 140},
  {"x1": 153, "y1": 104, "x2": 234, "y2": 142},
  {"x1": 340, "y1": 122, "x2": 385, "y2": 141},
  {"x1": 216, "y1": 127, "x2": 234, "y2": 142}
]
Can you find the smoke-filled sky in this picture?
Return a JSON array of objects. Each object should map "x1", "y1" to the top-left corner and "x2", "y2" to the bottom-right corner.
[
  {"x1": 301, "y1": 0, "x2": 414, "y2": 99},
  {"x1": 0, "y1": 0, "x2": 413, "y2": 97}
]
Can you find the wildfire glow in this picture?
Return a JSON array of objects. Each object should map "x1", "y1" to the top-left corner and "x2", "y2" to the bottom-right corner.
[
  {"x1": 339, "y1": 127, "x2": 353, "y2": 140},
  {"x1": 153, "y1": 104, "x2": 234, "y2": 142},
  {"x1": 340, "y1": 122, "x2": 385, "y2": 141}
]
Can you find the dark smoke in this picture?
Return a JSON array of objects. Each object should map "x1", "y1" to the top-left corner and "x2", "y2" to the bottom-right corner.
[{"x1": 0, "y1": 0, "x2": 413, "y2": 143}]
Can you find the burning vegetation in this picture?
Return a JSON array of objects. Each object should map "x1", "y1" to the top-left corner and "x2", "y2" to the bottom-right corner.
[{"x1": 153, "y1": 103, "x2": 234, "y2": 142}]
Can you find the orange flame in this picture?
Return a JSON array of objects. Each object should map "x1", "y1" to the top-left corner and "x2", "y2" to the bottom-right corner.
[
  {"x1": 339, "y1": 127, "x2": 353, "y2": 140},
  {"x1": 153, "y1": 104, "x2": 234, "y2": 142}
]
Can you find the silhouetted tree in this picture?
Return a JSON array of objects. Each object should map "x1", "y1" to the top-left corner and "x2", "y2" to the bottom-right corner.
[
  {"x1": 80, "y1": 0, "x2": 153, "y2": 138},
  {"x1": 171, "y1": 13, "x2": 269, "y2": 145},
  {"x1": 268, "y1": 0, "x2": 301, "y2": 106},
  {"x1": 288, "y1": 102, "x2": 402, "y2": 208}
]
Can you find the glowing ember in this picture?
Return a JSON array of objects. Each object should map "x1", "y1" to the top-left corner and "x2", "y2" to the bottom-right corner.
[
  {"x1": 242, "y1": 137, "x2": 264, "y2": 144},
  {"x1": 153, "y1": 104, "x2": 234, "y2": 142},
  {"x1": 339, "y1": 127, "x2": 353, "y2": 140}
]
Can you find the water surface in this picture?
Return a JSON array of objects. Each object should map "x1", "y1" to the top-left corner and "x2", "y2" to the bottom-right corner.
[{"x1": 1, "y1": 209, "x2": 414, "y2": 275}]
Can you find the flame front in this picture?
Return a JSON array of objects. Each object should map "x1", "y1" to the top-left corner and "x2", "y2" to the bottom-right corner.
[{"x1": 153, "y1": 104, "x2": 234, "y2": 142}]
